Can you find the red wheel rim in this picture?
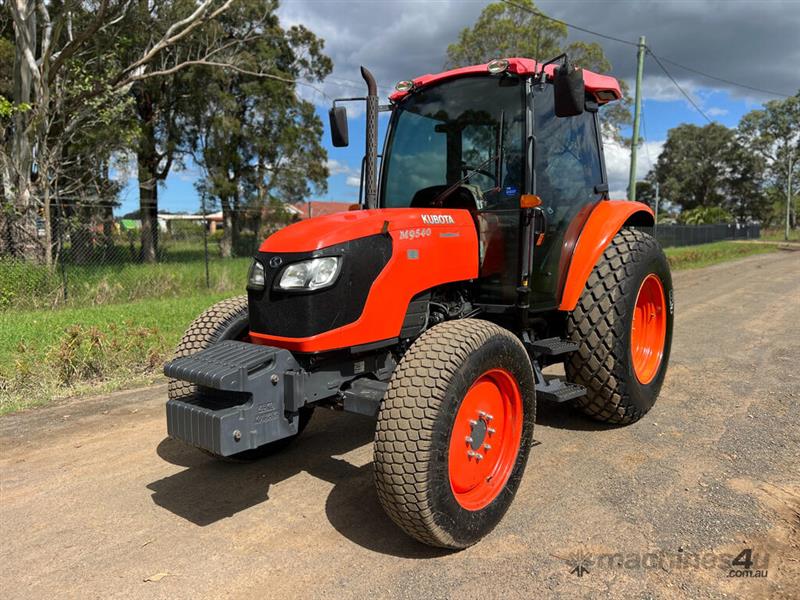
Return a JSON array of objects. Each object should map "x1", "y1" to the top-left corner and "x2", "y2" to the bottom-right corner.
[
  {"x1": 448, "y1": 368, "x2": 523, "y2": 511},
  {"x1": 631, "y1": 274, "x2": 667, "y2": 385}
]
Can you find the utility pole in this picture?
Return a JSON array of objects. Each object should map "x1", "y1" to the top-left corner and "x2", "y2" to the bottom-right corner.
[
  {"x1": 628, "y1": 35, "x2": 646, "y2": 202},
  {"x1": 787, "y1": 150, "x2": 794, "y2": 242}
]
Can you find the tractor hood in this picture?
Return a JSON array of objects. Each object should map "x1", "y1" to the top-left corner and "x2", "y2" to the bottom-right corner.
[{"x1": 259, "y1": 208, "x2": 475, "y2": 253}]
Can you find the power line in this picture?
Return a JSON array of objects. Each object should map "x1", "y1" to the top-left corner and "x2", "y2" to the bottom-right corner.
[
  {"x1": 653, "y1": 54, "x2": 791, "y2": 99},
  {"x1": 500, "y1": 0, "x2": 791, "y2": 101},
  {"x1": 646, "y1": 49, "x2": 713, "y2": 124},
  {"x1": 500, "y1": 0, "x2": 639, "y2": 47}
]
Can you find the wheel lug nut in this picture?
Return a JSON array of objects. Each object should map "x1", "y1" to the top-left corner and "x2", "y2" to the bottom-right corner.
[
  {"x1": 483, "y1": 444, "x2": 492, "y2": 451},
  {"x1": 487, "y1": 427, "x2": 496, "y2": 435},
  {"x1": 465, "y1": 436, "x2": 473, "y2": 444},
  {"x1": 479, "y1": 411, "x2": 494, "y2": 421},
  {"x1": 468, "y1": 419, "x2": 477, "y2": 426},
  {"x1": 475, "y1": 453, "x2": 484, "y2": 461}
]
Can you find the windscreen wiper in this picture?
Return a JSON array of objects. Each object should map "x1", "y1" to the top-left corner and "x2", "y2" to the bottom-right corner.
[{"x1": 429, "y1": 153, "x2": 497, "y2": 207}]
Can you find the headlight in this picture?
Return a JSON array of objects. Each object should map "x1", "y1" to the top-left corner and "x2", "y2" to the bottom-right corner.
[
  {"x1": 277, "y1": 257, "x2": 341, "y2": 291},
  {"x1": 247, "y1": 259, "x2": 266, "y2": 290}
]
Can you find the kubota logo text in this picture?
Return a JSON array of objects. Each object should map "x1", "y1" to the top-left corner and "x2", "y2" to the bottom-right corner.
[{"x1": 421, "y1": 214, "x2": 455, "y2": 225}]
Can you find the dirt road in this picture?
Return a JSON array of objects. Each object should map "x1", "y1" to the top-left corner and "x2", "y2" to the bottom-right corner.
[{"x1": 2, "y1": 251, "x2": 799, "y2": 599}]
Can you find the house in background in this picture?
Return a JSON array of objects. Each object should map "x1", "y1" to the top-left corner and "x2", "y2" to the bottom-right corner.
[
  {"x1": 156, "y1": 212, "x2": 224, "y2": 233},
  {"x1": 292, "y1": 201, "x2": 354, "y2": 220}
]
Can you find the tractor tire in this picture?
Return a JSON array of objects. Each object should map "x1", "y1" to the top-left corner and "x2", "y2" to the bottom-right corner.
[
  {"x1": 565, "y1": 228, "x2": 674, "y2": 425},
  {"x1": 374, "y1": 319, "x2": 536, "y2": 549},
  {"x1": 167, "y1": 295, "x2": 313, "y2": 461}
]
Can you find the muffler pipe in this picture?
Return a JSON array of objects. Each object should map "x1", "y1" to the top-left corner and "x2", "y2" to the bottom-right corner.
[{"x1": 361, "y1": 66, "x2": 379, "y2": 209}]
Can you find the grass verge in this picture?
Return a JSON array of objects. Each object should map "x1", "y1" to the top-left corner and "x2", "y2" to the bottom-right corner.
[
  {"x1": 0, "y1": 240, "x2": 784, "y2": 415},
  {"x1": 0, "y1": 292, "x2": 230, "y2": 414},
  {"x1": 664, "y1": 240, "x2": 779, "y2": 270}
]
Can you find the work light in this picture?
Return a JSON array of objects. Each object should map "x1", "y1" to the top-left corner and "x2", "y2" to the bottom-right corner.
[
  {"x1": 487, "y1": 59, "x2": 509, "y2": 74},
  {"x1": 276, "y1": 257, "x2": 341, "y2": 291}
]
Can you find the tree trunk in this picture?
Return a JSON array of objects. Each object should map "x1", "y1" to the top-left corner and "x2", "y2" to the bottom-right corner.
[
  {"x1": 137, "y1": 123, "x2": 159, "y2": 263},
  {"x1": 219, "y1": 198, "x2": 233, "y2": 258},
  {"x1": 231, "y1": 188, "x2": 241, "y2": 255},
  {"x1": 8, "y1": 0, "x2": 42, "y2": 262}
]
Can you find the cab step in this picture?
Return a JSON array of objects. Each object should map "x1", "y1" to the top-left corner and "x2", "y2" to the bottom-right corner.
[
  {"x1": 530, "y1": 355, "x2": 587, "y2": 404},
  {"x1": 528, "y1": 337, "x2": 579, "y2": 356},
  {"x1": 535, "y1": 379, "x2": 587, "y2": 403}
]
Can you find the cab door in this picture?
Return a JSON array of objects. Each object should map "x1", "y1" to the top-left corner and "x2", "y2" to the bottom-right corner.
[{"x1": 530, "y1": 83, "x2": 606, "y2": 309}]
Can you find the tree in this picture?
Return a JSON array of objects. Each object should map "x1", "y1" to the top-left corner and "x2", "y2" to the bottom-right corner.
[
  {"x1": 190, "y1": 4, "x2": 331, "y2": 257},
  {"x1": 1, "y1": 0, "x2": 251, "y2": 264},
  {"x1": 445, "y1": 0, "x2": 631, "y2": 139},
  {"x1": 738, "y1": 92, "x2": 800, "y2": 228},
  {"x1": 649, "y1": 123, "x2": 766, "y2": 221},
  {"x1": 678, "y1": 206, "x2": 734, "y2": 225}
]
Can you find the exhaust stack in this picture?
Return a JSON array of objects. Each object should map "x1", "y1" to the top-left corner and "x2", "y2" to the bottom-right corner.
[{"x1": 361, "y1": 66, "x2": 379, "y2": 209}]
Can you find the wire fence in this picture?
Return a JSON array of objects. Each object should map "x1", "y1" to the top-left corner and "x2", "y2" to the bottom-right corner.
[
  {"x1": 0, "y1": 204, "x2": 294, "y2": 311},
  {"x1": 0, "y1": 207, "x2": 761, "y2": 313},
  {"x1": 644, "y1": 222, "x2": 761, "y2": 247}
]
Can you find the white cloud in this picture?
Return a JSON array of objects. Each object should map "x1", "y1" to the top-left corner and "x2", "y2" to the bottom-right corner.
[
  {"x1": 706, "y1": 106, "x2": 729, "y2": 117},
  {"x1": 326, "y1": 159, "x2": 357, "y2": 177},
  {"x1": 279, "y1": 1, "x2": 799, "y2": 109},
  {"x1": 345, "y1": 176, "x2": 361, "y2": 187},
  {"x1": 603, "y1": 137, "x2": 665, "y2": 199},
  {"x1": 278, "y1": 1, "x2": 483, "y2": 105}
]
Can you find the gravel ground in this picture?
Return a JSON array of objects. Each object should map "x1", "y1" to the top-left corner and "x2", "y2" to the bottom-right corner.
[{"x1": 1, "y1": 250, "x2": 798, "y2": 599}]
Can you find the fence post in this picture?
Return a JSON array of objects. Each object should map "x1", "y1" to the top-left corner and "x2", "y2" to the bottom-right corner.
[{"x1": 57, "y1": 207, "x2": 68, "y2": 303}]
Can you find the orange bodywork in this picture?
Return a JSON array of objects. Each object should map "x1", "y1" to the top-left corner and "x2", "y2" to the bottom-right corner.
[
  {"x1": 250, "y1": 208, "x2": 479, "y2": 352},
  {"x1": 559, "y1": 200, "x2": 655, "y2": 311}
]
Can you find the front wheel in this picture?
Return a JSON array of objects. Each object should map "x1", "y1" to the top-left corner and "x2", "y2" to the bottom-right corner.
[
  {"x1": 373, "y1": 319, "x2": 536, "y2": 549},
  {"x1": 566, "y1": 228, "x2": 674, "y2": 424}
]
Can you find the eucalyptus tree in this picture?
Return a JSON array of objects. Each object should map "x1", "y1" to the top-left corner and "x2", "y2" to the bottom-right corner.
[
  {"x1": 1, "y1": 0, "x2": 244, "y2": 263},
  {"x1": 188, "y1": 1, "x2": 331, "y2": 257},
  {"x1": 446, "y1": 0, "x2": 631, "y2": 140}
]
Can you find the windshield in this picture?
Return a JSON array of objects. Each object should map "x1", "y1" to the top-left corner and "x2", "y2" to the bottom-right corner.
[{"x1": 380, "y1": 76, "x2": 526, "y2": 210}]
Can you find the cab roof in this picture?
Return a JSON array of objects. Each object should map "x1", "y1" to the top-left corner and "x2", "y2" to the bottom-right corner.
[{"x1": 389, "y1": 57, "x2": 622, "y2": 104}]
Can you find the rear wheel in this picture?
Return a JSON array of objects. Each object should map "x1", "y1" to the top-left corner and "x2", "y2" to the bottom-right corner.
[
  {"x1": 374, "y1": 319, "x2": 535, "y2": 549},
  {"x1": 168, "y1": 296, "x2": 312, "y2": 461},
  {"x1": 565, "y1": 228, "x2": 674, "y2": 424}
]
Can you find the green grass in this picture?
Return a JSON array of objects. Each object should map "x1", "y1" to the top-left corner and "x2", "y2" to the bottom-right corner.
[
  {"x1": 0, "y1": 255, "x2": 250, "y2": 310},
  {"x1": 760, "y1": 228, "x2": 800, "y2": 243},
  {"x1": 664, "y1": 240, "x2": 779, "y2": 270},
  {"x1": 0, "y1": 239, "x2": 784, "y2": 415},
  {"x1": 0, "y1": 292, "x2": 231, "y2": 414}
]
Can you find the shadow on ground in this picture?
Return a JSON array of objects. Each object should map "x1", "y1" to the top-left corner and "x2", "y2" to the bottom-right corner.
[
  {"x1": 148, "y1": 409, "x2": 448, "y2": 558},
  {"x1": 148, "y1": 397, "x2": 614, "y2": 558},
  {"x1": 535, "y1": 399, "x2": 619, "y2": 432}
]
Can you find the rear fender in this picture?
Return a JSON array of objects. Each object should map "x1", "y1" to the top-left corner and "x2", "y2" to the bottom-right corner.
[{"x1": 559, "y1": 200, "x2": 654, "y2": 311}]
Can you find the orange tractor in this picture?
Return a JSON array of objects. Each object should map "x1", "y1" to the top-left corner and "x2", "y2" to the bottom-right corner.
[{"x1": 165, "y1": 56, "x2": 673, "y2": 548}]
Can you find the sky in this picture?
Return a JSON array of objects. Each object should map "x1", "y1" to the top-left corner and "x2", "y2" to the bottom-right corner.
[{"x1": 116, "y1": 0, "x2": 800, "y2": 215}]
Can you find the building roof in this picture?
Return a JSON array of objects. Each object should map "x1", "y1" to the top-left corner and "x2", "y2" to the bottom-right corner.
[
  {"x1": 389, "y1": 57, "x2": 622, "y2": 104},
  {"x1": 293, "y1": 201, "x2": 355, "y2": 219}
]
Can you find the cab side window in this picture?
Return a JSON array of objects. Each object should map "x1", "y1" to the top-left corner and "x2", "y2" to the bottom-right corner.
[
  {"x1": 534, "y1": 85, "x2": 602, "y2": 209},
  {"x1": 531, "y1": 83, "x2": 604, "y2": 307}
]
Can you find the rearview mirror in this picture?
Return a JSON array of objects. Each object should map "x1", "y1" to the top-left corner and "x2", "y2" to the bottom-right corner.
[
  {"x1": 553, "y1": 64, "x2": 585, "y2": 118},
  {"x1": 329, "y1": 106, "x2": 349, "y2": 147}
]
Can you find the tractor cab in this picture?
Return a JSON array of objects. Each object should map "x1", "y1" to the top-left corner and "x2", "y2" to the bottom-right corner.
[{"x1": 331, "y1": 56, "x2": 621, "y2": 311}]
